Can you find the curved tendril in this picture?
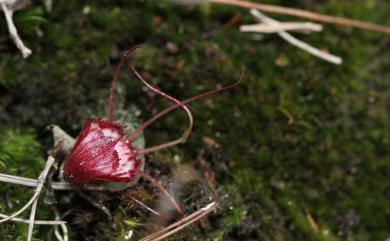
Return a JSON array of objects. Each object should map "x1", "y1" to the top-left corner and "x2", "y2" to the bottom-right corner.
[
  {"x1": 107, "y1": 45, "x2": 142, "y2": 123},
  {"x1": 127, "y1": 66, "x2": 193, "y2": 155},
  {"x1": 133, "y1": 69, "x2": 245, "y2": 155}
]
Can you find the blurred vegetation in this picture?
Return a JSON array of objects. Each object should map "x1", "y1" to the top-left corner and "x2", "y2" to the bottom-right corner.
[{"x1": 0, "y1": 0, "x2": 389, "y2": 240}]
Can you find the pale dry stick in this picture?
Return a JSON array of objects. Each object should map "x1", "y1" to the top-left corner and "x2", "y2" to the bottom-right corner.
[
  {"x1": 27, "y1": 198, "x2": 39, "y2": 241},
  {"x1": 54, "y1": 228, "x2": 65, "y2": 241},
  {"x1": 54, "y1": 225, "x2": 68, "y2": 241},
  {"x1": 139, "y1": 202, "x2": 218, "y2": 241},
  {"x1": 0, "y1": 173, "x2": 103, "y2": 191},
  {"x1": 204, "y1": 0, "x2": 390, "y2": 34},
  {"x1": 248, "y1": 9, "x2": 342, "y2": 65},
  {"x1": 130, "y1": 196, "x2": 162, "y2": 217},
  {"x1": 1, "y1": 1, "x2": 32, "y2": 58},
  {"x1": 0, "y1": 156, "x2": 55, "y2": 224},
  {"x1": 0, "y1": 214, "x2": 65, "y2": 225},
  {"x1": 53, "y1": 208, "x2": 69, "y2": 241},
  {"x1": 0, "y1": 173, "x2": 53, "y2": 187},
  {"x1": 240, "y1": 22, "x2": 323, "y2": 33},
  {"x1": 140, "y1": 202, "x2": 216, "y2": 240}
]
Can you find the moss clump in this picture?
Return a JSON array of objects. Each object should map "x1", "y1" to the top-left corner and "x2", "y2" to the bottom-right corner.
[{"x1": 0, "y1": 128, "x2": 43, "y2": 176}]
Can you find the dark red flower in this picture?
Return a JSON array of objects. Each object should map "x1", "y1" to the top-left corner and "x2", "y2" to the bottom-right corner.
[{"x1": 63, "y1": 118, "x2": 141, "y2": 185}]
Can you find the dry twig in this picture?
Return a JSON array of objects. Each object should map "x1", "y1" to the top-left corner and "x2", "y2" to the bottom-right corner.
[
  {"x1": 27, "y1": 197, "x2": 39, "y2": 241},
  {"x1": 0, "y1": 0, "x2": 32, "y2": 58},
  {"x1": 0, "y1": 214, "x2": 65, "y2": 225},
  {"x1": 52, "y1": 207, "x2": 69, "y2": 241},
  {"x1": 0, "y1": 173, "x2": 104, "y2": 190},
  {"x1": 240, "y1": 22, "x2": 322, "y2": 33},
  {"x1": 140, "y1": 202, "x2": 218, "y2": 241},
  {"x1": 246, "y1": 9, "x2": 342, "y2": 65},
  {"x1": 205, "y1": 0, "x2": 390, "y2": 34}
]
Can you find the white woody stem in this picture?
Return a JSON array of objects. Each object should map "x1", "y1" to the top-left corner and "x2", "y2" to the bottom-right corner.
[
  {"x1": 249, "y1": 9, "x2": 342, "y2": 65},
  {"x1": 139, "y1": 202, "x2": 218, "y2": 241},
  {"x1": 240, "y1": 22, "x2": 323, "y2": 33},
  {"x1": 0, "y1": 173, "x2": 103, "y2": 190},
  {"x1": 0, "y1": 214, "x2": 65, "y2": 225},
  {"x1": 1, "y1": 1, "x2": 32, "y2": 58}
]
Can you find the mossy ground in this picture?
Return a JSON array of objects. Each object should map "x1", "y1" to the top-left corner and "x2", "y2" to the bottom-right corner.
[{"x1": 0, "y1": 1, "x2": 389, "y2": 240}]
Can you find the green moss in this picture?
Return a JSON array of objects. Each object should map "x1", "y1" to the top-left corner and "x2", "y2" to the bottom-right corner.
[
  {"x1": 0, "y1": 128, "x2": 43, "y2": 177},
  {"x1": 0, "y1": 128, "x2": 52, "y2": 239},
  {"x1": 0, "y1": 0, "x2": 389, "y2": 240}
]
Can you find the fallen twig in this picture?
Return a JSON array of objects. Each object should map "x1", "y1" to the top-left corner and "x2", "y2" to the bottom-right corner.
[
  {"x1": 27, "y1": 197, "x2": 39, "y2": 241},
  {"x1": 240, "y1": 22, "x2": 322, "y2": 33},
  {"x1": 0, "y1": 214, "x2": 65, "y2": 225},
  {"x1": 0, "y1": 0, "x2": 32, "y2": 58},
  {"x1": 247, "y1": 9, "x2": 342, "y2": 65},
  {"x1": 0, "y1": 173, "x2": 104, "y2": 190},
  {"x1": 53, "y1": 207, "x2": 69, "y2": 241},
  {"x1": 205, "y1": 0, "x2": 390, "y2": 34},
  {"x1": 139, "y1": 202, "x2": 218, "y2": 241}
]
